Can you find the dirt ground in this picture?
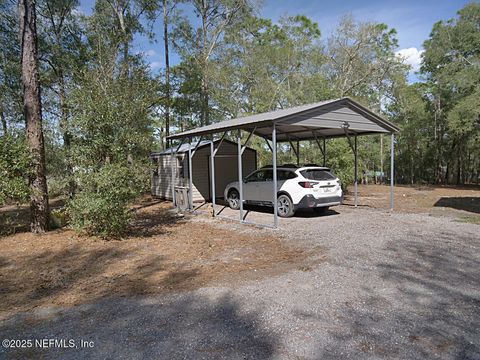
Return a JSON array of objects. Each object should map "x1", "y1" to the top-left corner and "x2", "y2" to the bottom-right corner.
[
  {"x1": 343, "y1": 184, "x2": 480, "y2": 217},
  {"x1": 0, "y1": 184, "x2": 478, "y2": 321},
  {"x1": 0, "y1": 200, "x2": 314, "y2": 321}
]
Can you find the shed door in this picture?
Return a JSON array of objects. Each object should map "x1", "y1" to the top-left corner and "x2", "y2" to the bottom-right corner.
[
  {"x1": 211, "y1": 156, "x2": 239, "y2": 199},
  {"x1": 208, "y1": 155, "x2": 256, "y2": 199}
]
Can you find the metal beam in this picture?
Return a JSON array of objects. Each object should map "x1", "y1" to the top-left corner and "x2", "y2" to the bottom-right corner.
[
  {"x1": 343, "y1": 125, "x2": 356, "y2": 154},
  {"x1": 213, "y1": 131, "x2": 227, "y2": 156},
  {"x1": 390, "y1": 134, "x2": 395, "y2": 210},
  {"x1": 170, "y1": 146, "x2": 175, "y2": 206},
  {"x1": 237, "y1": 130, "x2": 244, "y2": 222},
  {"x1": 210, "y1": 141, "x2": 216, "y2": 217},
  {"x1": 296, "y1": 140, "x2": 300, "y2": 166},
  {"x1": 272, "y1": 124, "x2": 278, "y2": 228},
  {"x1": 312, "y1": 131, "x2": 325, "y2": 157},
  {"x1": 188, "y1": 138, "x2": 194, "y2": 210},
  {"x1": 263, "y1": 136, "x2": 273, "y2": 152},
  {"x1": 343, "y1": 125, "x2": 359, "y2": 207},
  {"x1": 171, "y1": 138, "x2": 186, "y2": 208},
  {"x1": 323, "y1": 137, "x2": 326, "y2": 166},
  {"x1": 191, "y1": 136, "x2": 204, "y2": 157},
  {"x1": 175, "y1": 138, "x2": 185, "y2": 153},
  {"x1": 241, "y1": 126, "x2": 257, "y2": 155},
  {"x1": 354, "y1": 135, "x2": 358, "y2": 207},
  {"x1": 286, "y1": 135, "x2": 299, "y2": 160}
]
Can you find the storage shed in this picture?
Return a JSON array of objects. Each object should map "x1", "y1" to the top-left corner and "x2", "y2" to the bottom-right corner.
[{"x1": 151, "y1": 139, "x2": 257, "y2": 203}]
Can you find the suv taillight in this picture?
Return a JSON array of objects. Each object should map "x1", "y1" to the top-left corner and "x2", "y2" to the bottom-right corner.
[{"x1": 298, "y1": 181, "x2": 319, "y2": 188}]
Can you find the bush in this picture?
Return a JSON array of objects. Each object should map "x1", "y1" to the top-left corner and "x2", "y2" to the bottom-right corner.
[
  {"x1": 0, "y1": 136, "x2": 31, "y2": 205},
  {"x1": 67, "y1": 163, "x2": 147, "y2": 238}
]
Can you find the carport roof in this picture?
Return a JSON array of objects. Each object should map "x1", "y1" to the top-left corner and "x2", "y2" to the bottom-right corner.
[
  {"x1": 150, "y1": 138, "x2": 256, "y2": 156},
  {"x1": 167, "y1": 97, "x2": 399, "y2": 142}
]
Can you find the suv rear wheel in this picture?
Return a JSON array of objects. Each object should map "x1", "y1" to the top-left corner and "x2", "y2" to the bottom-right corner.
[
  {"x1": 277, "y1": 194, "x2": 294, "y2": 218},
  {"x1": 227, "y1": 189, "x2": 240, "y2": 210}
]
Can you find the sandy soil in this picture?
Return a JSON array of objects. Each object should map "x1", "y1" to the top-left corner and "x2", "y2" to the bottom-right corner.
[
  {"x1": 0, "y1": 200, "x2": 313, "y2": 320},
  {"x1": 0, "y1": 185, "x2": 478, "y2": 321},
  {"x1": 343, "y1": 184, "x2": 480, "y2": 216}
]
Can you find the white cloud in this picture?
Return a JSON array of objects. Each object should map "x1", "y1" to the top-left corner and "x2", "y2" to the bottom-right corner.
[
  {"x1": 71, "y1": 7, "x2": 86, "y2": 16},
  {"x1": 144, "y1": 49, "x2": 156, "y2": 57},
  {"x1": 395, "y1": 47, "x2": 424, "y2": 72},
  {"x1": 149, "y1": 61, "x2": 162, "y2": 70},
  {"x1": 135, "y1": 49, "x2": 157, "y2": 58}
]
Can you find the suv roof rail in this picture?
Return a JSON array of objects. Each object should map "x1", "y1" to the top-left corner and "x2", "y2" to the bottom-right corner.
[{"x1": 260, "y1": 164, "x2": 299, "y2": 169}]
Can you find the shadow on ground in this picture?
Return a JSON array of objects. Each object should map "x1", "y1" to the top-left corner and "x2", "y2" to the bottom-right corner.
[
  {"x1": 434, "y1": 197, "x2": 480, "y2": 214},
  {"x1": 127, "y1": 199, "x2": 183, "y2": 238},
  {"x1": 215, "y1": 201, "x2": 340, "y2": 219},
  {"x1": 0, "y1": 199, "x2": 65, "y2": 236},
  {"x1": 314, "y1": 231, "x2": 480, "y2": 359},
  {"x1": 0, "y1": 243, "x2": 194, "y2": 318},
  {"x1": 0, "y1": 293, "x2": 277, "y2": 359}
]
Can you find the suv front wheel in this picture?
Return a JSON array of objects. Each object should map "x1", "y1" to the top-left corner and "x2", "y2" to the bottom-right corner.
[
  {"x1": 277, "y1": 194, "x2": 294, "y2": 218},
  {"x1": 227, "y1": 189, "x2": 240, "y2": 210}
]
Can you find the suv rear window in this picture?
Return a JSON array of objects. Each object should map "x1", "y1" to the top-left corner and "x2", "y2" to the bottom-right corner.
[{"x1": 301, "y1": 169, "x2": 336, "y2": 181}]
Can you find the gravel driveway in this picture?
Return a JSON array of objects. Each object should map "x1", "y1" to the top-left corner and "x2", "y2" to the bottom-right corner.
[{"x1": 1, "y1": 206, "x2": 479, "y2": 359}]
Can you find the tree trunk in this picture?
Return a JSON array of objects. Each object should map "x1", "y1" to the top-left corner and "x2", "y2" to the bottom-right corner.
[
  {"x1": 0, "y1": 105, "x2": 7, "y2": 135},
  {"x1": 20, "y1": 0, "x2": 49, "y2": 232},
  {"x1": 163, "y1": 0, "x2": 170, "y2": 146},
  {"x1": 200, "y1": 0, "x2": 209, "y2": 126},
  {"x1": 58, "y1": 74, "x2": 75, "y2": 197}
]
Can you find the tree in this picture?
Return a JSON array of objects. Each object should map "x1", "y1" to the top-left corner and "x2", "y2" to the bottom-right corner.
[
  {"x1": 217, "y1": 14, "x2": 330, "y2": 115},
  {"x1": 103, "y1": 0, "x2": 159, "y2": 73},
  {"x1": 326, "y1": 15, "x2": 405, "y2": 104},
  {"x1": 421, "y1": 2, "x2": 480, "y2": 184},
  {"x1": 63, "y1": 2, "x2": 160, "y2": 237},
  {"x1": 325, "y1": 16, "x2": 407, "y2": 185},
  {"x1": 0, "y1": 0, "x2": 23, "y2": 136},
  {"x1": 163, "y1": 0, "x2": 171, "y2": 143},
  {"x1": 173, "y1": 0, "x2": 253, "y2": 126},
  {"x1": 19, "y1": 0, "x2": 49, "y2": 232},
  {"x1": 38, "y1": 0, "x2": 84, "y2": 197}
]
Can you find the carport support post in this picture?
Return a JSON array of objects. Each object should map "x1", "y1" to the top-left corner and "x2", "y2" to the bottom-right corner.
[
  {"x1": 188, "y1": 138, "x2": 193, "y2": 210},
  {"x1": 272, "y1": 124, "x2": 278, "y2": 228},
  {"x1": 170, "y1": 146, "x2": 175, "y2": 207},
  {"x1": 323, "y1": 138, "x2": 326, "y2": 167},
  {"x1": 237, "y1": 130, "x2": 244, "y2": 221},
  {"x1": 210, "y1": 141, "x2": 216, "y2": 217},
  {"x1": 390, "y1": 134, "x2": 395, "y2": 210},
  {"x1": 354, "y1": 135, "x2": 358, "y2": 207},
  {"x1": 296, "y1": 140, "x2": 300, "y2": 166}
]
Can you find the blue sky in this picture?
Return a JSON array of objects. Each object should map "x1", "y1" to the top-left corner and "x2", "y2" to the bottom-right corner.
[{"x1": 78, "y1": 0, "x2": 473, "y2": 80}]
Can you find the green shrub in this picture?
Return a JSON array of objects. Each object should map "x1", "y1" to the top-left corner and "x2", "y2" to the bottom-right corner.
[
  {"x1": 47, "y1": 176, "x2": 70, "y2": 198},
  {"x1": 0, "y1": 136, "x2": 31, "y2": 205},
  {"x1": 67, "y1": 163, "x2": 146, "y2": 238}
]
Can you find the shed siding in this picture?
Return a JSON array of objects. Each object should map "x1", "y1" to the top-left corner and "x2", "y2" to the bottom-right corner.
[
  {"x1": 151, "y1": 154, "x2": 187, "y2": 200},
  {"x1": 152, "y1": 141, "x2": 256, "y2": 202}
]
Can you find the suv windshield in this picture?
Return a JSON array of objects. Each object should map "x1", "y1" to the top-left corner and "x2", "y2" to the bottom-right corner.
[{"x1": 301, "y1": 169, "x2": 336, "y2": 181}]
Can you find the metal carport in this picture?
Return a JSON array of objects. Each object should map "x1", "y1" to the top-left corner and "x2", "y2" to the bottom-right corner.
[{"x1": 167, "y1": 97, "x2": 399, "y2": 228}]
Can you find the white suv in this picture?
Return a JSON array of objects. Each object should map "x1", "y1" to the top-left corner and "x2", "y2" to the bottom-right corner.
[{"x1": 224, "y1": 165, "x2": 343, "y2": 217}]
